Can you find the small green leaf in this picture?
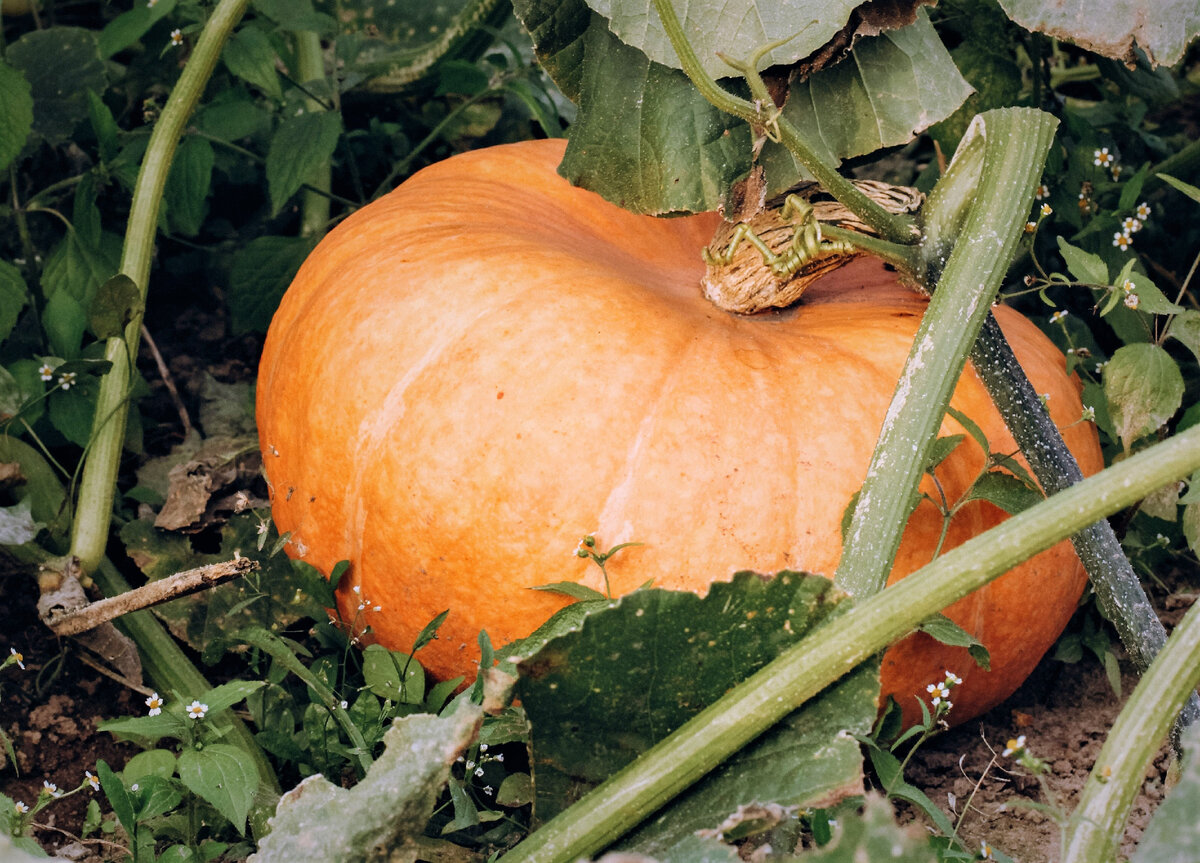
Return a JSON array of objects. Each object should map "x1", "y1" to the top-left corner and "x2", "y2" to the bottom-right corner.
[
  {"x1": 0, "y1": 60, "x2": 34, "y2": 172},
  {"x1": 916, "y1": 613, "x2": 991, "y2": 671},
  {"x1": 362, "y1": 645, "x2": 426, "y2": 704},
  {"x1": 228, "y1": 235, "x2": 318, "y2": 334},
  {"x1": 98, "y1": 0, "x2": 177, "y2": 58},
  {"x1": 129, "y1": 774, "x2": 183, "y2": 822},
  {"x1": 1159, "y1": 173, "x2": 1200, "y2": 205},
  {"x1": 1168, "y1": 311, "x2": 1200, "y2": 365},
  {"x1": 529, "y1": 580, "x2": 609, "y2": 601},
  {"x1": 495, "y1": 772, "x2": 533, "y2": 807},
  {"x1": 1104, "y1": 343, "x2": 1184, "y2": 449},
  {"x1": 265, "y1": 111, "x2": 342, "y2": 216},
  {"x1": 122, "y1": 749, "x2": 178, "y2": 783},
  {"x1": 961, "y1": 470, "x2": 1043, "y2": 516},
  {"x1": 87, "y1": 90, "x2": 121, "y2": 164},
  {"x1": 89, "y1": 274, "x2": 141, "y2": 340},
  {"x1": 99, "y1": 711, "x2": 191, "y2": 746},
  {"x1": 1133, "y1": 719, "x2": 1200, "y2": 861},
  {"x1": 163, "y1": 136, "x2": 214, "y2": 237},
  {"x1": 177, "y1": 744, "x2": 260, "y2": 834},
  {"x1": 1056, "y1": 236, "x2": 1109, "y2": 285},
  {"x1": 0, "y1": 260, "x2": 28, "y2": 344},
  {"x1": 1184, "y1": 503, "x2": 1200, "y2": 559},
  {"x1": 198, "y1": 680, "x2": 268, "y2": 716},
  {"x1": 222, "y1": 26, "x2": 283, "y2": 99},
  {"x1": 925, "y1": 434, "x2": 965, "y2": 471},
  {"x1": 96, "y1": 760, "x2": 136, "y2": 839},
  {"x1": 6, "y1": 28, "x2": 107, "y2": 144}
]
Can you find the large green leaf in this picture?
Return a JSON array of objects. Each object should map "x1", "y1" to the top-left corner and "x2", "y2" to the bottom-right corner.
[
  {"x1": 514, "y1": 0, "x2": 970, "y2": 213},
  {"x1": 5, "y1": 28, "x2": 107, "y2": 145},
  {"x1": 997, "y1": 0, "x2": 1200, "y2": 68},
  {"x1": 585, "y1": 0, "x2": 864, "y2": 80},
  {"x1": 0, "y1": 60, "x2": 33, "y2": 172},
  {"x1": 1104, "y1": 343, "x2": 1184, "y2": 449},
  {"x1": 514, "y1": 571, "x2": 877, "y2": 854}
]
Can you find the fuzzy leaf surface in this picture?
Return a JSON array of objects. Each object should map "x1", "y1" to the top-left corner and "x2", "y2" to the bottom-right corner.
[{"x1": 516, "y1": 571, "x2": 877, "y2": 854}]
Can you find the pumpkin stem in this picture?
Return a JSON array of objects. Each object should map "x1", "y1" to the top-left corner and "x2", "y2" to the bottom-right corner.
[{"x1": 701, "y1": 182, "x2": 925, "y2": 313}]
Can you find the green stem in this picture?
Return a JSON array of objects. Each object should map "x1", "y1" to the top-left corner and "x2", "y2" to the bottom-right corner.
[
  {"x1": 294, "y1": 30, "x2": 332, "y2": 239},
  {"x1": 970, "y1": 314, "x2": 1200, "y2": 726},
  {"x1": 502, "y1": 424, "x2": 1200, "y2": 863},
  {"x1": 1062, "y1": 596, "x2": 1200, "y2": 862},
  {"x1": 649, "y1": 0, "x2": 917, "y2": 246},
  {"x1": 68, "y1": 0, "x2": 252, "y2": 575},
  {"x1": 820, "y1": 225, "x2": 923, "y2": 274},
  {"x1": 835, "y1": 108, "x2": 1058, "y2": 598}
]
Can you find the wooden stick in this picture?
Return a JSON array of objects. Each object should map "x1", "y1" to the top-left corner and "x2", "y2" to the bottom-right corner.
[{"x1": 45, "y1": 557, "x2": 258, "y2": 636}]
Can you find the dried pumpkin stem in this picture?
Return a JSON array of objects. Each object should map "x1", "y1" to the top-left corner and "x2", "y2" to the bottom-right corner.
[
  {"x1": 835, "y1": 108, "x2": 1058, "y2": 598},
  {"x1": 649, "y1": 0, "x2": 917, "y2": 246},
  {"x1": 971, "y1": 314, "x2": 1200, "y2": 729},
  {"x1": 69, "y1": 0, "x2": 252, "y2": 575},
  {"x1": 1062, "y1": 594, "x2": 1200, "y2": 862},
  {"x1": 503, "y1": 424, "x2": 1200, "y2": 863}
]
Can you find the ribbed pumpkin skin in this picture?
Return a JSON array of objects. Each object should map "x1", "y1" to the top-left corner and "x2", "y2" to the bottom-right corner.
[{"x1": 258, "y1": 138, "x2": 1103, "y2": 725}]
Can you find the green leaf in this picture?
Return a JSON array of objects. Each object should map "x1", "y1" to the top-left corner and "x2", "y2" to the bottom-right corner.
[
  {"x1": 99, "y1": 711, "x2": 191, "y2": 747},
  {"x1": 1184, "y1": 503, "x2": 1200, "y2": 559},
  {"x1": 997, "y1": 0, "x2": 1200, "y2": 67},
  {"x1": 129, "y1": 775, "x2": 183, "y2": 822},
  {"x1": 87, "y1": 90, "x2": 121, "y2": 164},
  {"x1": 199, "y1": 680, "x2": 268, "y2": 716},
  {"x1": 925, "y1": 434, "x2": 965, "y2": 471},
  {"x1": 0, "y1": 60, "x2": 34, "y2": 172},
  {"x1": 790, "y1": 794, "x2": 937, "y2": 861},
  {"x1": 1132, "y1": 720, "x2": 1200, "y2": 861},
  {"x1": 222, "y1": 26, "x2": 283, "y2": 100},
  {"x1": 6, "y1": 28, "x2": 107, "y2": 144},
  {"x1": 915, "y1": 613, "x2": 990, "y2": 671},
  {"x1": 163, "y1": 136, "x2": 214, "y2": 237},
  {"x1": 516, "y1": 572, "x2": 877, "y2": 855},
  {"x1": 89, "y1": 274, "x2": 141, "y2": 340},
  {"x1": 122, "y1": 749, "x2": 178, "y2": 783},
  {"x1": 1056, "y1": 236, "x2": 1108, "y2": 285},
  {"x1": 96, "y1": 760, "x2": 136, "y2": 839},
  {"x1": 40, "y1": 229, "x2": 122, "y2": 356},
  {"x1": 251, "y1": 706, "x2": 483, "y2": 861},
  {"x1": 0, "y1": 435, "x2": 68, "y2": 546},
  {"x1": 1121, "y1": 271, "x2": 1185, "y2": 315},
  {"x1": 516, "y1": 0, "x2": 969, "y2": 214},
  {"x1": 98, "y1": 0, "x2": 178, "y2": 58},
  {"x1": 1159, "y1": 173, "x2": 1200, "y2": 205},
  {"x1": 1104, "y1": 343, "x2": 1184, "y2": 449},
  {"x1": 0, "y1": 260, "x2": 28, "y2": 343},
  {"x1": 1169, "y1": 311, "x2": 1200, "y2": 366},
  {"x1": 177, "y1": 744, "x2": 260, "y2": 834},
  {"x1": 361, "y1": 645, "x2": 426, "y2": 704},
  {"x1": 529, "y1": 580, "x2": 609, "y2": 601},
  {"x1": 961, "y1": 470, "x2": 1043, "y2": 516},
  {"x1": 228, "y1": 235, "x2": 318, "y2": 334},
  {"x1": 265, "y1": 111, "x2": 342, "y2": 216}
]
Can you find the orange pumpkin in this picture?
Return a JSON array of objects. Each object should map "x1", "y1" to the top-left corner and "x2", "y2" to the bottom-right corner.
[{"x1": 257, "y1": 138, "x2": 1103, "y2": 725}]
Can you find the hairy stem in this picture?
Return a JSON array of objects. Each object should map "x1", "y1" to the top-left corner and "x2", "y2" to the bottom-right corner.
[
  {"x1": 970, "y1": 315, "x2": 1200, "y2": 726},
  {"x1": 1062, "y1": 595, "x2": 1200, "y2": 862},
  {"x1": 502, "y1": 425, "x2": 1200, "y2": 863},
  {"x1": 68, "y1": 0, "x2": 252, "y2": 574},
  {"x1": 835, "y1": 108, "x2": 1058, "y2": 597}
]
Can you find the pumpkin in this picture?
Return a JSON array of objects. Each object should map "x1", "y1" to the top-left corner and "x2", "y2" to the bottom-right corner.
[{"x1": 257, "y1": 138, "x2": 1103, "y2": 725}]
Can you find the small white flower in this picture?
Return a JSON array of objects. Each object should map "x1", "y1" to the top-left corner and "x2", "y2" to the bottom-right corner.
[
  {"x1": 1081, "y1": 405, "x2": 1096, "y2": 422},
  {"x1": 1093, "y1": 147, "x2": 1114, "y2": 168},
  {"x1": 130, "y1": 783, "x2": 139, "y2": 792},
  {"x1": 944, "y1": 670, "x2": 962, "y2": 686},
  {"x1": 170, "y1": 28, "x2": 183, "y2": 46},
  {"x1": 145, "y1": 692, "x2": 163, "y2": 716},
  {"x1": 1122, "y1": 279, "x2": 1135, "y2": 294},
  {"x1": 1002, "y1": 734, "x2": 1027, "y2": 757},
  {"x1": 1024, "y1": 221, "x2": 1037, "y2": 233},
  {"x1": 39, "y1": 363, "x2": 54, "y2": 381},
  {"x1": 1035, "y1": 184, "x2": 1050, "y2": 200},
  {"x1": 474, "y1": 766, "x2": 485, "y2": 777},
  {"x1": 1121, "y1": 216, "x2": 1142, "y2": 234},
  {"x1": 340, "y1": 700, "x2": 348, "y2": 710},
  {"x1": 1124, "y1": 292, "x2": 1140, "y2": 310},
  {"x1": 186, "y1": 700, "x2": 208, "y2": 720},
  {"x1": 42, "y1": 780, "x2": 61, "y2": 797},
  {"x1": 1050, "y1": 310, "x2": 1068, "y2": 324},
  {"x1": 58, "y1": 371, "x2": 77, "y2": 390},
  {"x1": 1135, "y1": 201, "x2": 1151, "y2": 220},
  {"x1": 1111, "y1": 164, "x2": 1123, "y2": 180},
  {"x1": 14, "y1": 801, "x2": 28, "y2": 814},
  {"x1": 85, "y1": 771, "x2": 100, "y2": 792},
  {"x1": 1040, "y1": 203, "x2": 1053, "y2": 217},
  {"x1": 9, "y1": 647, "x2": 24, "y2": 670},
  {"x1": 1113, "y1": 232, "x2": 1132, "y2": 251}
]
